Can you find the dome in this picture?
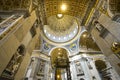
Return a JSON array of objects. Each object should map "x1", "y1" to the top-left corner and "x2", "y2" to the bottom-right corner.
[{"x1": 43, "y1": 15, "x2": 79, "y2": 43}]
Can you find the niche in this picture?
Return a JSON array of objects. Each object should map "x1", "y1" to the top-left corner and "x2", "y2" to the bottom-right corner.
[
  {"x1": 1, "y1": 44, "x2": 25, "y2": 79},
  {"x1": 17, "y1": 44, "x2": 26, "y2": 55}
]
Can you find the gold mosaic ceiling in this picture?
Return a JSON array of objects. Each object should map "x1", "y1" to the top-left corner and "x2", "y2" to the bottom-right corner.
[{"x1": 44, "y1": 0, "x2": 90, "y2": 18}]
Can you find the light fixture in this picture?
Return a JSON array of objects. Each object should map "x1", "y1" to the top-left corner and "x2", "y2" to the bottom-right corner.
[{"x1": 61, "y1": 4, "x2": 67, "y2": 11}]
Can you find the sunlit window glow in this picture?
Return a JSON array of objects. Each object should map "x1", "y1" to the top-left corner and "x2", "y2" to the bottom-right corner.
[
  {"x1": 83, "y1": 34, "x2": 87, "y2": 37},
  {"x1": 73, "y1": 30, "x2": 76, "y2": 33},
  {"x1": 82, "y1": 54, "x2": 87, "y2": 57},
  {"x1": 57, "y1": 14, "x2": 63, "y2": 18},
  {"x1": 48, "y1": 34, "x2": 51, "y2": 37},
  {"x1": 69, "y1": 34, "x2": 72, "y2": 37},
  {"x1": 44, "y1": 29, "x2": 46, "y2": 33},
  {"x1": 53, "y1": 36, "x2": 56, "y2": 39},
  {"x1": 65, "y1": 73, "x2": 67, "y2": 79},
  {"x1": 61, "y1": 4, "x2": 67, "y2": 11},
  {"x1": 57, "y1": 75, "x2": 60, "y2": 78},
  {"x1": 51, "y1": 73, "x2": 53, "y2": 78},
  {"x1": 64, "y1": 37, "x2": 66, "y2": 39},
  {"x1": 59, "y1": 37, "x2": 61, "y2": 40}
]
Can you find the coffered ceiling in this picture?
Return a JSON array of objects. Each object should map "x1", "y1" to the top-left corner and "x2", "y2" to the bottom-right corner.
[
  {"x1": 0, "y1": 0, "x2": 120, "y2": 16},
  {"x1": 44, "y1": 0, "x2": 90, "y2": 18}
]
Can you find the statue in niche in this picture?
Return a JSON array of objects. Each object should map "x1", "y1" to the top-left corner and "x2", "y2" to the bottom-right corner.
[{"x1": 2, "y1": 49, "x2": 23, "y2": 78}]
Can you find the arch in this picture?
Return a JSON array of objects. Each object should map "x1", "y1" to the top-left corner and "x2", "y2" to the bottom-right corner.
[
  {"x1": 50, "y1": 47, "x2": 69, "y2": 68},
  {"x1": 49, "y1": 46, "x2": 70, "y2": 55}
]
